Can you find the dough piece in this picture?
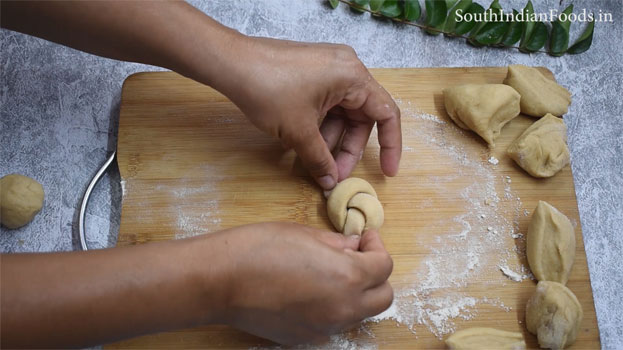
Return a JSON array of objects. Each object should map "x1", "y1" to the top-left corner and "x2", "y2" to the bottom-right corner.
[
  {"x1": 527, "y1": 201, "x2": 575, "y2": 285},
  {"x1": 503, "y1": 64, "x2": 571, "y2": 117},
  {"x1": 445, "y1": 327, "x2": 526, "y2": 350},
  {"x1": 507, "y1": 114, "x2": 570, "y2": 178},
  {"x1": 443, "y1": 84, "x2": 521, "y2": 145},
  {"x1": 0, "y1": 174, "x2": 45, "y2": 229},
  {"x1": 327, "y1": 178, "x2": 384, "y2": 235},
  {"x1": 526, "y1": 281, "x2": 583, "y2": 349}
]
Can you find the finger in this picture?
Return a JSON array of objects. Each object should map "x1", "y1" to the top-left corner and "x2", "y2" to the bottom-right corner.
[
  {"x1": 290, "y1": 127, "x2": 338, "y2": 190},
  {"x1": 359, "y1": 281, "x2": 394, "y2": 318},
  {"x1": 359, "y1": 229, "x2": 389, "y2": 255},
  {"x1": 345, "y1": 230, "x2": 393, "y2": 289},
  {"x1": 360, "y1": 81, "x2": 402, "y2": 177},
  {"x1": 309, "y1": 229, "x2": 361, "y2": 251},
  {"x1": 319, "y1": 113, "x2": 345, "y2": 152},
  {"x1": 377, "y1": 115, "x2": 402, "y2": 176},
  {"x1": 334, "y1": 117, "x2": 374, "y2": 181}
]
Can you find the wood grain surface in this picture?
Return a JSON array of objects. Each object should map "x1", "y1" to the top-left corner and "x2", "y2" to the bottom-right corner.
[{"x1": 110, "y1": 68, "x2": 599, "y2": 349}]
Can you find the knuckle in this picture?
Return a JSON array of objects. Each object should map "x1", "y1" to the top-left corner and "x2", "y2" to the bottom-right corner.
[
  {"x1": 333, "y1": 304, "x2": 357, "y2": 324},
  {"x1": 294, "y1": 126, "x2": 319, "y2": 145},
  {"x1": 305, "y1": 154, "x2": 333, "y2": 176},
  {"x1": 393, "y1": 104, "x2": 401, "y2": 121},
  {"x1": 383, "y1": 253, "x2": 394, "y2": 277},
  {"x1": 332, "y1": 45, "x2": 365, "y2": 74},
  {"x1": 335, "y1": 44, "x2": 358, "y2": 58},
  {"x1": 347, "y1": 266, "x2": 365, "y2": 287},
  {"x1": 336, "y1": 262, "x2": 362, "y2": 287},
  {"x1": 383, "y1": 285, "x2": 395, "y2": 309},
  {"x1": 350, "y1": 62, "x2": 369, "y2": 80}
]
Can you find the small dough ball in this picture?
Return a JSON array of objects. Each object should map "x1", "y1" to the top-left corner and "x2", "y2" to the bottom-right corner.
[
  {"x1": 503, "y1": 64, "x2": 571, "y2": 117},
  {"x1": 443, "y1": 84, "x2": 521, "y2": 145},
  {"x1": 507, "y1": 114, "x2": 570, "y2": 178},
  {"x1": 1, "y1": 174, "x2": 45, "y2": 229},
  {"x1": 526, "y1": 281, "x2": 583, "y2": 349},
  {"x1": 527, "y1": 201, "x2": 575, "y2": 284},
  {"x1": 445, "y1": 327, "x2": 526, "y2": 350},
  {"x1": 327, "y1": 178, "x2": 384, "y2": 235}
]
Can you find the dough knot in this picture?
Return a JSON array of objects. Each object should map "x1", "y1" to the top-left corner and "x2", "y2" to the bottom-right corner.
[{"x1": 327, "y1": 178, "x2": 384, "y2": 236}]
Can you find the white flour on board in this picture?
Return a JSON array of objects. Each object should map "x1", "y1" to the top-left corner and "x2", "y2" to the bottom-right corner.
[
  {"x1": 122, "y1": 164, "x2": 223, "y2": 239},
  {"x1": 361, "y1": 99, "x2": 528, "y2": 339},
  {"x1": 175, "y1": 200, "x2": 222, "y2": 239},
  {"x1": 170, "y1": 169, "x2": 223, "y2": 239},
  {"x1": 499, "y1": 264, "x2": 533, "y2": 282}
]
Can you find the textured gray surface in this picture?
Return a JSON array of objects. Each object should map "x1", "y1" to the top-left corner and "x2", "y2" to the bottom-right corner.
[{"x1": 1, "y1": 0, "x2": 621, "y2": 348}]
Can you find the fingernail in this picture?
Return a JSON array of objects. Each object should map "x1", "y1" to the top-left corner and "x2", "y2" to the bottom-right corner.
[
  {"x1": 348, "y1": 234, "x2": 361, "y2": 240},
  {"x1": 318, "y1": 175, "x2": 335, "y2": 190}
]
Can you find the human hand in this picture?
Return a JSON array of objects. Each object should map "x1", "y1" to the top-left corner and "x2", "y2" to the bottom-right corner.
[
  {"x1": 203, "y1": 223, "x2": 393, "y2": 345},
  {"x1": 221, "y1": 37, "x2": 402, "y2": 190}
]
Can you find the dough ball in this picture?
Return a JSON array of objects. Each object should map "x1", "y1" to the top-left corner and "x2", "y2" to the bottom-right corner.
[
  {"x1": 503, "y1": 64, "x2": 571, "y2": 117},
  {"x1": 507, "y1": 114, "x2": 570, "y2": 178},
  {"x1": 526, "y1": 281, "x2": 583, "y2": 349},
  {"x1": 443, "y1": 84, "x2": 521, "y2": 145},
  {"x1": 327, "y1": 178, "x2": 384, "y2": 235},
  {"x1": 445, "y1": 327, "x2": 526, "y2": 350},
  {"x1": 527, "y1": 201, "x2": 575, "y2": 285},
  {"x1": 1, "y1": 174, "x2": 45, "y2": 229}
]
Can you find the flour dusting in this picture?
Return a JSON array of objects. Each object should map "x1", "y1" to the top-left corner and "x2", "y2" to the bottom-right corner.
[
  {"x1": 171, "y1": 179, "x2": 222, "y2": 239},
  {"x1": 499, "y1": 264, "x2": 534, "y2": 282},
  {"x1": 359, "y1": 99, "x2": 530, "y2": 340}
]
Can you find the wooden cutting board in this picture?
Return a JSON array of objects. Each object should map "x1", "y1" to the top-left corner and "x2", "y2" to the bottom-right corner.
[{"x1": 110, "y1": 68, "x2": 599, "y2": 349}]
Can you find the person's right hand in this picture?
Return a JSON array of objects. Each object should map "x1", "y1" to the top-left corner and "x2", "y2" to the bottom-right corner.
[{"x1": 200, "y1": 222, "x2": 393, "y2": 345}]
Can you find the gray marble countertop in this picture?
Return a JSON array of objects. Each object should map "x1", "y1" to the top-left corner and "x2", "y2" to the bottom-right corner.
[{"x1": 1, "y1": 0, "x2": 621, "y2": 348}]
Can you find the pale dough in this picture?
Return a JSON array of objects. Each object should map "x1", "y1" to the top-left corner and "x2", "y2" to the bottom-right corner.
[
  {"x1": 507, "y1": 114, "x2": 570, "y2": 178},
  {"x1": 503, "y1": 64, "x2": 571, "y2": 117},
  {"x1": 443, "y1": 84, "x2": 521, "y2": 145},
  {"x1": 445, "y1": 327, "x2": 526, "y2": 350},
  {"x1": 527, "y1": 201, "x2": 575, "y2": 285},
  {"x1": 526, "y1": 281, "x2": 583, "y2": 349},
  {"x1": 0, "y1": 174, "x2": 45, "y2": 229},
  {"x1": 327, "y1": 178, "x2": 384, "y2": 235}
]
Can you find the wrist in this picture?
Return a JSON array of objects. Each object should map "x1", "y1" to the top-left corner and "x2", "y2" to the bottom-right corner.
[
  {"x1": 167, "y1": 10, "x2": 252, "y2": 99},
  {"x1": 182, "y1": 231, "x2": 235, "y2": 325}
]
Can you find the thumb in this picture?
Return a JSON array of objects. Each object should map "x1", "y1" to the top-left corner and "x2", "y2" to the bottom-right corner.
[
  {"x1": 290, "y1": 127, "x2": 338, "y2": 190},
  {"x1": 310, "y1": 229, "x2": 361, "y2": 251}
]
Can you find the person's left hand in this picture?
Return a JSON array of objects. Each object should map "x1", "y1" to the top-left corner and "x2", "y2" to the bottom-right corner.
[{"x1": 219, "y1": 36, "x2": 402, "y2": 190}]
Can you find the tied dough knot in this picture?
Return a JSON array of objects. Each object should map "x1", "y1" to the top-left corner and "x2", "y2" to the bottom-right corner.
[{"x1": 327, "y1": 178, "x2": 384, "y2": 236}]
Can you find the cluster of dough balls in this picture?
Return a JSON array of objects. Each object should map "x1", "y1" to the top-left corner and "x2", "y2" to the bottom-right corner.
[
  {"x1": 448, "y1": 201, "x2": 582, "y2": 349},
  {"x1": 1, "y1": 174, "x2": 45, "y2": 229},
  {"x1": 443, "y1": 64, "x2": 572, "y2": 178},
  {"x1": 524, "y1": 201, "x2": 583, "y2": 349},
  {"x1": 443, "y1": 67, "x2": 583, "y2": 349}
]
